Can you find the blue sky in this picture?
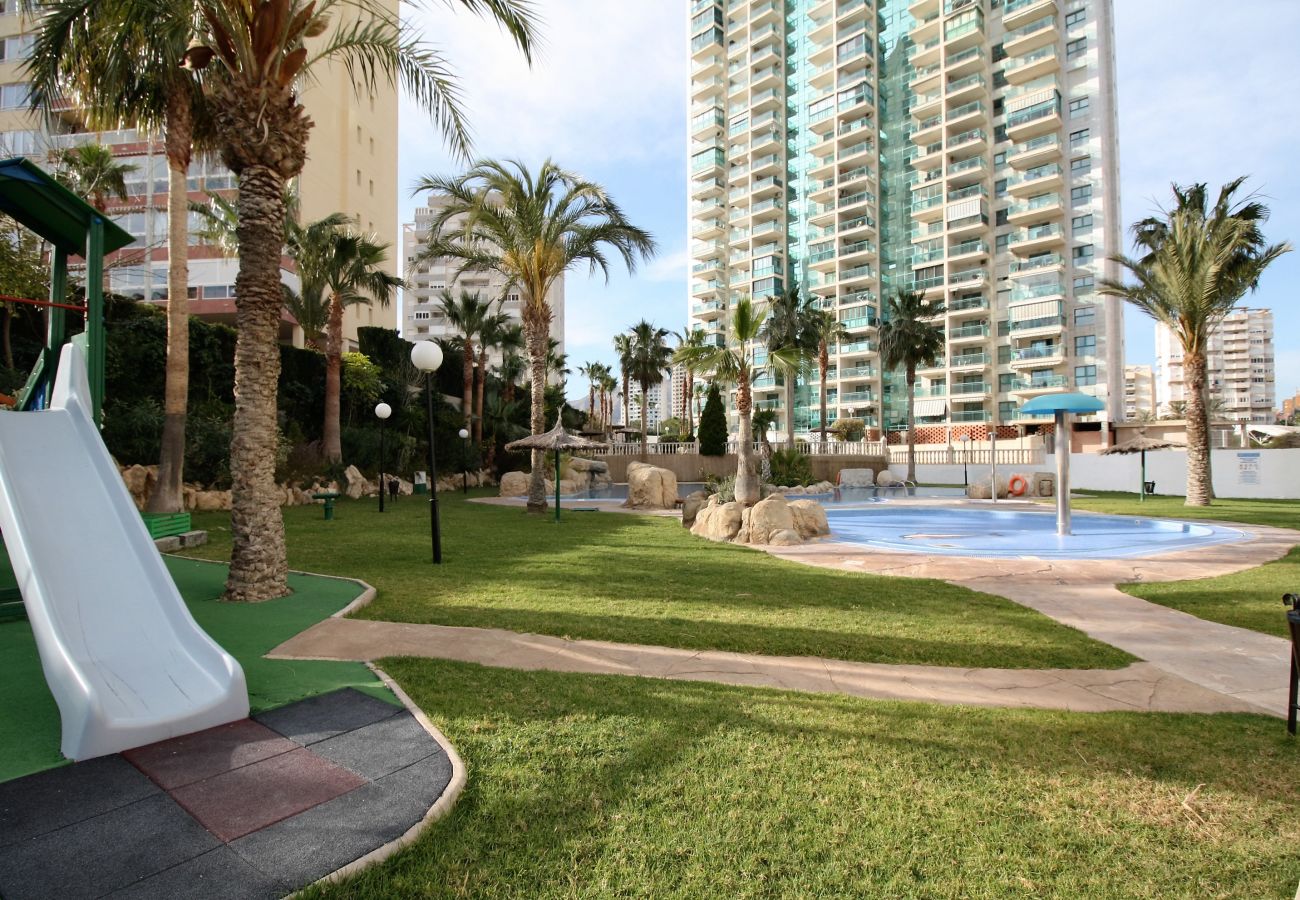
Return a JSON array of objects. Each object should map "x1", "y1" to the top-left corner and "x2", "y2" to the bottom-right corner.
[{"x1": 399, "y1": 0, "x2": 1298, "y2": 404}]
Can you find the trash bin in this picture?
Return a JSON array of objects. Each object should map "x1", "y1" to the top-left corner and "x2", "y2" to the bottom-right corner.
[
  {"x1": 1144, "y1": 481, "x2": 1156, "y2": 495},
  {"x1": 413, "y1": 471, "x2": 428, "y2": 495}
]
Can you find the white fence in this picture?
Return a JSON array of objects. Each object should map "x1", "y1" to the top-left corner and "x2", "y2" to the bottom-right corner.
[
  {"x1": 592, "y1": 440, "x2": 888, "y2": 457},
  {"x1": 887, "y1": 447, "x2": 1044, "y2": 466}
]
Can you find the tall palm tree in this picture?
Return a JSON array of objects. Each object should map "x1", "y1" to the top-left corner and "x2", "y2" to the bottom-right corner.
[
  {"x1": 674, "y1": 327, "x2": 708, "y2": 439},
  {"x1": 626, "y1": 320, "x2": 673, "y2": 458},
  {"x1": 289, "y1": 215, "x2": 400, "y2": 463},
  {"x1": 545, "y1": 338, "x2": 570, "y2": 386},
  {"x1": 281, "y1": 211, "x2": 356, "y2": 345},
  {"x1": 28, "y1": 1, "x2": 204, "y2": 515},
  {"x1": 50, "y1": 144, "x2": 136, "y2": 212},
  {"x1": 878, "y1": 289, "x2": 946, "y2": 483},
  {"x1": 181, "y1": 0, "x2": 536, "y2": 599},
  {"x1": 599, "y1": 371, "x2": 618, "y2": 433},
  {"x1": 612, "y1": 332, "x2": 634, "y2": 430},
  {"x1": 1100, "y1": 178, "x2": 1290, "y2": 505},
  {"x1": 438, "y1": 289, "x2": 492, "y2": 436},
  {"x1": 579, "y1": 360, "x2": 601, "y2": 427},
  {"x1": 760, "y1": 286, "x2": 819, "y2": 447},
  {"x1": 475, "y1": 309, "x2": 510, "y2": 443},
  {"x1": 414, "y1": 159, "x2": 656, "y2": 513},
  {"x1": 676, "y1": 298, "x2": 797, "y2": 505},
  {"x1": 810, "y1": 310, "x2": 850, "y2": 444}
]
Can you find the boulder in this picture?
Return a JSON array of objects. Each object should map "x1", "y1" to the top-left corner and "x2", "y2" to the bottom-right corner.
[
  {"x1": 624, "y1": 462, "x2": 678, "y2": 510},
  {"x1": 967, "y1": 475, "x2": 1011, "y2": 500},
  {"x1": 193, "y1": 490, "x2": 230, "y2": 511},
  {"x1": 120, "y1": 464, "x2": 150, "y2": 507},
  {"x1": 876, "y1": 469, "x2": 904, "y2": 487},
  {"x1": 690, "y1": 497, "x2": 744, "y2": 543},
  {"x1": 735, "y1": 494, "x2": 796, "y2": 545},
  {"x1": 838, "y1": 468, "x2": 875, "y2": 487},
  {"x1": 343, "y1": 464, "x2": 369, "y2": 499},
  {"x1": 567, "y1": 456, "x2": 607, "y2": 474},
  {"x1": 788, "y1": 499, "x2": 830, "y2": 539},
  {"x1": 769, "y1": 529, "x2": 803, "y2": 546},
  {"x1": 681, "y1": 489, "x2": 710, "y2": 528},
  {"x1": 499, "y1": 471, "x2": 530, "y2": 497}
]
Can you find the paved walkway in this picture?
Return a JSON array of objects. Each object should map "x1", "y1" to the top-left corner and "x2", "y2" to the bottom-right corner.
[
  {"x1": 271, "y1": 619, "x2": 1257, "y2": 715},
  {"x1": 0, "y1": 688, "x2": 454, "y2": 900}
]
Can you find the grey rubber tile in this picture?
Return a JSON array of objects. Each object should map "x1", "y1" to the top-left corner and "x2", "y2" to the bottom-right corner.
[
  {"x1": 0, "y1": 793, "x2": 218, "y2": 900},
  {"x1": 124, "y1": 719, "x2": 298, "y2": 790},
  {"x1": 255, "y1": 688, "x2": 401, "y2": 746},
  {"x1": 0, "y1": 756, "x2": 159, "y2": 848},
  {"x1": 230, "y1": 753, "x2": 449, "y2": 887},
  {"x1": 310, "y1": 711, "x2": 436, "y2": 780},
  {"x1": 106, "y1": 846, "x2": 288, "y2": 900}
]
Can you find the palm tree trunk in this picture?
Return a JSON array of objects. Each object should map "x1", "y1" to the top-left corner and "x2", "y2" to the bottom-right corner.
[
  {"x1": 322, "y1": 293, "x2": 345, "y2": 464},
  {"x1": 784, "y1": 370, "x2": 796, "y2": 448},
  {"x1": 906, "y1": 368, "x2": 917, "y2": 483},
  {"x1": 685, "y1": 373, "x2": 694, "y2": 439},
  {"x1": 1184, "y1": 350, "x2": 1212, "y2": 506},
  {"x1": 225, "y1": 164, "x2": 289, "y2": 602},
  {"x1": 146, "y1": 96, "x2": 192, "y2": 515},
  {"x1": 818, "y1": 347, "x2": 829, "y2": 444},
  {"x1": 589, "y1": 382, "x2": 596, "y2": 428},
  {"x1": 475, "y1": 347, "x2": 487, "y2": 443},
  {"x1": 461, "y1": 337, "x2": 474, "y2": 433},
  {"x1": 639, "y1": 382, "x2": 649, "y2": 460},
  {"x1": 524, "y1": 321, "x2": 548, "y2": 513},
  {"x1": 622, "y1": 373, "x2": 630, "y2": 429},
  {"x1": 735, "y1": 373, "x2": 759, "y2": 505}
]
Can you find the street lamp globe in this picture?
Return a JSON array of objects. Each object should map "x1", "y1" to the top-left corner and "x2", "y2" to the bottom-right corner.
[
  {"x1": 410, "y1": 340, "x2": 443, "y2": 373},
  {"x1": 374, "y1": 402, "x2": 392, "y2": 420},
  {"x1": 457, "y1": 427, "x2": 469, "y2": 440}
]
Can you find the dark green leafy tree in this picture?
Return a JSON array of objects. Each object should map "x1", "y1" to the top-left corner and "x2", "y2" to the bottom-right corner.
[
  {"x1": 878, "y1": 289, "x2": 945, "y2": 483},
  {"x1": 697, "y1": 383, "x2": 727, "y2": 457},
  {"x1": 626, "y1": 319, "x2": 673, "y2": 458}
]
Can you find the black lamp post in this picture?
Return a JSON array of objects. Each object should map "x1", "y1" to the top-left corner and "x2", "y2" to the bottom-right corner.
[
  {"x1": 458, "y1": 427, "x2": 470, "y2": 493},
  {"x1": 959, "y1": 435, "x2": 970, "y2": 487},
  {"x1": 411, "y1": 340, "x2": 444, "y2": 564},
  {"x1": 375, "y1": 401, "x2": 391, "y2": 512}
]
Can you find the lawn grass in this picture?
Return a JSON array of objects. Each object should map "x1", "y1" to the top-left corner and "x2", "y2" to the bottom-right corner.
[
  {"x1": 0, "y1": 557, "x2": 392, "y2": 783},
  {"x1": 183, "y1": 493, "x2": 1131, "y2": 670},
  {"x1": 305, "y1": 658, "x2": 1300, "y2": 900},
  {"x1": 1067, "y1": 490, "x2": 1300, "y2": 531}
]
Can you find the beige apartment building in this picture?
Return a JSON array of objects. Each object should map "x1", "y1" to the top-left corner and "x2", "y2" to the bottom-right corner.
[
  {"x1": 401, "y1": 198, "x2": 565, "y2": 363},
  {"x1": 1155, "y1": 306, "x2": 1275, "y2": 424},
  {"x1": 1122, "y1": 363, "x2": 1154, "y2": 421},
  {"x1": 687, "y1": 0, "x2": 1123, "y2": 443},
  {"x1": 0, "y1": 3, "x2": 399, "y2": 346}
]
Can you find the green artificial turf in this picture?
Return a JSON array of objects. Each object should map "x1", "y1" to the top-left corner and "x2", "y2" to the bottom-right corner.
[
  {"x1": 184, "y1": 494, "x2": 1132, "y2": 670},
  {"x1": 1066, "y1": 491, "x2": 1300, "y2": 531},
  {"x1": 304, "y1": 658, "x2": 1300, "y2": 900},
  {"x1": 0, "y1": 557, "x2": 392, "y2": 783}
]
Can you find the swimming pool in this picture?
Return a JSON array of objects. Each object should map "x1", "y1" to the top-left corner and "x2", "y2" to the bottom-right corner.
[
  {"x1": 565, "y1": 484, "x2": 967, "y2": 503},
  {"x1": 824, "y1": 507, "x2": 1247, "y2": 560}
]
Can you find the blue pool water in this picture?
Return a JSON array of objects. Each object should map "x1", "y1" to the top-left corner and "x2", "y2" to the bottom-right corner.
[
  {"x1": 824, "y1": 507, "x2": 1247, "y2": 560},
  {"x1": 567, "y1": 483, "x2": 967, "y2": 503}
]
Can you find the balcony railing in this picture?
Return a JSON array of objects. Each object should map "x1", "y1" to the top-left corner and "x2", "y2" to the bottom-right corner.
[
  {"x1": 1009, "y1": 253, "x2": 1064, "y2": 273},
  {"x1": 1010, "y1": 280, "x2": 1065, "y2": 302},
  {"x1": 951, "y1": 409, "x2": 990, "y2": 422},
  {"x1": 950, "y1": 352, "x2": 989, "y2": 366},
  {"x1": 951, "y1": 381, "x2": 987, "y2": 395},
  {"x1": 1011, "y1": 223, "x2": 1064, "y2": 243},
  {"x1": 949, "y1": 323, "x2": 989, "y2": 339},
  {"x1": 1009, "y1": 315, "x2": 1065, "y2": 332},
  {"x1": 1012, "y1": 345, "x2": 1061, "y2": 361}
]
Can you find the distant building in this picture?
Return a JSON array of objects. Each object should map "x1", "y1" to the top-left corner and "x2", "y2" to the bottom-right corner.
[
  {"x1": 401, "y1": 197, "x2": 565, "y2": 365},
  {"x1": 1122, "y1": 364, "x2": 1155, "y2": 421},
  {"x1": 627, "y1": 371, "x2": 675, "y2": 433},
  {"x1": 1279, "y1": 390, "x2": 1300, "y2": 424},
  {"x1": 1155, "y1": 307, "x2": 1274, "y2": 423}
]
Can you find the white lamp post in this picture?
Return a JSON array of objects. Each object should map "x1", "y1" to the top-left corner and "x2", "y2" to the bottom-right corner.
[
  {"x1": 410, "y1": 340, "x2": 444, "y2": 563},
  {"x1": 374, "y1": 401, "x2": 391, "y2": 512}
]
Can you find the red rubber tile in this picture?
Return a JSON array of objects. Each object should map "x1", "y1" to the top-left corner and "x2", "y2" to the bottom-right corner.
[
  {"x1": 168, "y1": 748, "x2": 366, "y2": 843},
  {"x1": 124, "y1": 719, "x2": 299, "y2": 791}
]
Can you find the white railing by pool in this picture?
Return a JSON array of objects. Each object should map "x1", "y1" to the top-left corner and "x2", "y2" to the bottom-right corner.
[
  {"x1": 887, "y1": 446, "x2": 1044, "y2": 466},
  {"x1": 590, "y1": 440, "x2": 889, "y2": 457}
]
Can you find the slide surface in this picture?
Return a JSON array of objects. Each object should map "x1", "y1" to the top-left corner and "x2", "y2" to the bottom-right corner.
[{"x1": 0, "y1": 344, "x2": 247, "y2": 760}]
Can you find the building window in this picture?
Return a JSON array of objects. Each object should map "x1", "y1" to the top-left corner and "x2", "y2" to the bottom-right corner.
[
  {"x1": 1069, "y1": 127, "x2": 1090, "y2": 147},
  {"x1": 993, "y1": 151, "x2": 1006, "y2": 167},
  {"x1": 997, "y1": 345, "x2": 1012, "y2": 365},
  {"x1": 995, "y1": 233, "x2": 1011, "y2": 252},
  {"x1": 1074, "y1": 334, "x2": 1096, "y2": 356},
  {"x1": 356, "y1": 169, "x2": 361, "y2": 185},
  {"x1": 1073, "y1": 274, "x2": 1095, "y2": 294},
  {"x1": 1068, "y1": 96, "x2": 1090, "y2": 118},
  {"x1": 0, "y1": 82, "x2": 30, "y2": 109},
  {"x1": 1072, "y1": 213, "x2": 1093, "y2": 232},
  {"x1": 1072, "y1": 244, "x2": 1094, "y2": 262},
  {"x1": 995, "y1": 208, "x2": 1009, "y2": 227},
  {"x1": 1075, "y1": 365, "x2": 1097, "y2": 386},
  {"x1": 1070, "y1": 184, "x2": 1092, "y2": 205},
  {"x1": 1074, "y1": 306, "x2": 1095, "y2": 326},
  {"x1": 1065, "y1": 8, "x2": 1086, "y2": 27},
  {"x1": 413, "y1": 311, "x2": 431, "y2": 321},
  {"x1": 1066, "y1": 37, "x2": 1087, "y2": 60},
  {"x1": 995, "y1": 178, "x2": 1008, "y2": 198},
  {"x1": 1070, "y1": 156, "x2": 1091, "y2": 174}
]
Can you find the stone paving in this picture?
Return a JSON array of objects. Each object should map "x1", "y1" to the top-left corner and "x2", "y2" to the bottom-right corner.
[{"x1": 0, "y1": 688, "x2": 453, "y2": 900}]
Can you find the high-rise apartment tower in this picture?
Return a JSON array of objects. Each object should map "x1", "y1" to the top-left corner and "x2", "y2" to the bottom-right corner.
[{"x1": 1154, "y1": 307, "x2": 1275, "y2": 424}]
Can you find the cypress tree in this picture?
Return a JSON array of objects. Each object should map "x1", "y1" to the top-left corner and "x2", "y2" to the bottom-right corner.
[{"x1": 697, "y1": 383, "x2": 727, "y2": 456}]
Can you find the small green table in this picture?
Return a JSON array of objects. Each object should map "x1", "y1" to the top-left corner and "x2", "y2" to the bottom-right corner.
[{"x1": 311, "y1": 491, "x2": 341, "y2": 520}]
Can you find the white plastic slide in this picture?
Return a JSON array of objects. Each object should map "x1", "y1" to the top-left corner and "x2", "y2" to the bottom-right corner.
[{"x1": 0, "y1": 343, "x2": 248, "y2": 760}]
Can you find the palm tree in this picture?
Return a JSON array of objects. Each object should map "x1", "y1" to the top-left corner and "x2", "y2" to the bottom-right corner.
[
  {"x1": 752, "y1": 407, "x2": 777, "y2": 460},
  {"x1": 1100, "y1": 179, "x2": 1290, "y2": 505},
  {"x1": 626, "y1": 320, "x2": 673, "y2": 458},
  {"x1": 545, "y1": 338, "x2": 571, "y2": 386},
  {"x1": 810, "y1": 310, "x2": 850, "y2": 444},
  {"x1": 180, "y1": 0, "x2": 536, "y2": 599},
  {"x1": 613, "y1": 332, "x2": 634, "y2": 430},
  {"x1": 878, "y1": 289, "x2": 946, "y2": 483},
  {"x1": 760, "y1": 286, "x2": 819, "y2": 447},
  {"x1": 676, "y1": 298, "x2": 797, "y2": 506},
  {"x1": 475, "y1": 310, "x2": 510, "y2": 444},
  {"x1": 674, "y1": 328, "x2": 708, "y2": 439},
  {"x1": 599, "y1": 371, "x2": 618, "y2": 433},
  {"x1": 578, "y1": 361, "x2": 604, "y2": 429},
  {"x1": 49, "y1": 144, "x2": 136, "y2": 212},
  {"x1": 438, "y1": 289, "x2": 492, "y2": 436},
  {"x1": 414, "y1": 159, "x2": 656, "y2": 513}
]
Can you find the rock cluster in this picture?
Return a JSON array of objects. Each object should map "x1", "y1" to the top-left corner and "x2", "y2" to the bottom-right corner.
[
  {"x1": 690, "y1": 493, "x2": 829, "y2": 546},
  {"x1": 497, "y1": 456, "x2": 612, "y2": 498},
  {"x1": 837, "y1": 468, "x2": 876, "y2": 487},
  {"x1": 764, "y1": 481, "x2": 835, "y2": 496},
  {"x1": 624, "y1": 462, "x2": 678, "y2": 510},
  {"x1": 875, "y1": 469, "x2": 904, "y2": 487}
]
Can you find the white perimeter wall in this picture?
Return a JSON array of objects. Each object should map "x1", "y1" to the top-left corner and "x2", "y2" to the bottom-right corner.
[{"x1": 891, "y1": 448, "x2": 1300, "y2": 500}]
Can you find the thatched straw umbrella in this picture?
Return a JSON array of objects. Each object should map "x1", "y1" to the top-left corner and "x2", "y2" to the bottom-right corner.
[
  {"x1": 506, "y1": 417, "x2": 607, "y2": 522},
  {"x1": 1100, "y1": 431, "x2": 1185, "y2": 502}
]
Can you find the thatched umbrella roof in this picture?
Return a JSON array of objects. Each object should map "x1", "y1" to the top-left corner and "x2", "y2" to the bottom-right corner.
[
  {"x1": 1099, "y1": 431, "x2": 1185, "y2": 455},
  {"x1": 505, "y1": 419, "x2": 608, "y2": 453}
]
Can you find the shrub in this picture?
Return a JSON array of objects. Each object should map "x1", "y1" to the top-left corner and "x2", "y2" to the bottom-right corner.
[
  {"x1": 830, "y1": 417, "x2": 866, "y2": 442},
  {"x1": 697, "y1": 384, "x2": 727, "y2": 456},
  {"x1": 768, "y1": 448, "x2": 814, "y2": 487},
  {"x1": 705, "y1": 472, "x2": 736, "y2": 503}
]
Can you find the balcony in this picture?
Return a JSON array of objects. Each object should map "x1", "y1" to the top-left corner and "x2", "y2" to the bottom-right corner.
[
  {"x1": 948, "y1": 239, "x2": 988, "y2": 262},
  {"x1": 951, "y1": 381, "x2": 988, "y2": 396},
  {"x1": 1009, "y1": 253, "x2": 1064, "y2": 275},
  {"x1": 839, "y1": 365, "x2": 876, "y2": 379},
  {"x1": 841, "y1": 238, "x2": 875, "y2": 260},
  {"x1": 1003, "y1": 13, "x2": 1057, "y2": 57},
  {"x1": 837, "y1": 339, "x2": 875, "y2": 355},
  {"x1": 944, "y1": 9, "x2": 984, "y2": 51},
  {"x1": 1010, "y1": 280, "x2": 1065, "y2": 303},
  {"x1": 951, "y1": 409, "x2": 990, "y2": 422},
  {"x1": 909, "y1": 62, "x2": 941, "y2": 91},
  {"x1": 945, "y1": 72, "x2": 985, "y2": 103},
  {"x1": 841, "y1": 316, "x2": 877, "y2": 331},
  {"x1": 1005, "y1": 97, "x2": 1062, "y2": 141},
  {"x1": 1007, "y1": 192, "x2": 1063, "y2": 224},
  {"x1": 950, "y1": 352, "x2": 989, "y2": 369},
  {"x1": 947, "y1": 127, "x2": 987, "y2": 153},
  {"x1": 1004, "y1": 45, "x2": 1058, "y2": 84},
  {"x1": 840, "y1": 263, "x2": 874, "y2": 283},
  {"x1": 1009, "y1": 314, "x2": 1065, "y2": 335},
  {"x1": 909, "y1": 114, "x2": 944, "y2": 145},
  {"x1": 944, "y1": 45, "x2": 985, "y2": 77},
  {"x1": 1007, "y1": 162, "x2": 1063, "y2": 196},
  {"x1": 1009, "y1": 374, "x2": 1068, "y2": 394},
  {"x1": 1008, "y1": 222, "x2": 1064, "y2": 252},
  {"x1": 692, "y1": 75, "x2": 725, "y2": 102},
  {"x1": 946, "y1": 155, "x2": 987, "y2": 186},
  {"x1": 1010, "y1": 344, "x2": 1063, "y2": 366},
  {"x1": 908, "y1": 37, "x2": 941, "y2": 68},
  {"x1": 691, "y1": 299, "x2": 725, "y2": 316},
  {"x1": 948, "y1": 267, "x2": 986, "y2": 289},
  {"x1": 840, "y1": 390, "x2": 875, "y2": 403},
  {"x1": 690, "y1": 147, "x2": 725, "y2": 175},
  {"x1": 1003, "y1": 0, "x2": 1057, "y2": 29},
  {"x1": 949, "y1": 322, "x2": 989, "y2": 342},
  {"x1": 1008, "y1": 133, "x2": 1061, "y2": 169}
]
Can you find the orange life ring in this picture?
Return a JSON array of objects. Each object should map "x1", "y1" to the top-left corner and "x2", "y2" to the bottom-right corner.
[{"x1": 1008, "y1": 475, "x2": 1028, "y2": 497}]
